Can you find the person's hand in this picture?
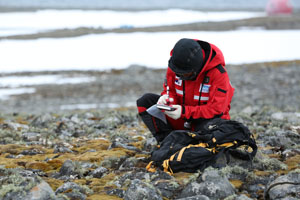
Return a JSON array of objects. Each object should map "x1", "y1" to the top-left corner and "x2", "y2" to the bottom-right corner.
[
  {"x1": 157, "y1": 95, "x2": 174, "y2": 105},
  {"x1": 165, "y1": 105, "x2": 182, "y2": 120}
]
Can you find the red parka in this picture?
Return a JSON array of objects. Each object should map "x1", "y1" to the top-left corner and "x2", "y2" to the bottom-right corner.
[{"x1": 162, "y1": 40, "x2": 235, "y2": 130}]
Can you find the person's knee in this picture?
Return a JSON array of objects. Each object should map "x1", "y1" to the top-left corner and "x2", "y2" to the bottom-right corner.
[{"x1": 136, "y1": 93, "x2": 158, "y2": 107}]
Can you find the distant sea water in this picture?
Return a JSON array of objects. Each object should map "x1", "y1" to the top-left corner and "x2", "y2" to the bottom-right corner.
[{"x1": 0, "y1": 0, "x2": 300, "y2": 11}]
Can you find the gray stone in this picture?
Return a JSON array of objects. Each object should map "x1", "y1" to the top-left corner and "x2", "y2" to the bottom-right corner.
[
  {"x1": 65, "y1": 192, "x2": 86, "y2": 200},
  {"x1": 271, "y1": 112, "x2": 300, "y2": 123},
  {"x1": 100, "y1": 156, "x2": 127, "y2": 170},
  {"x1": 24, "y1": 180, "x2": 56, "y2": 200},
  {"x1": 176, "y1": 195, "x2": 210, "y2": 200},
  {"x1": 282, "y1": 149, "x2": 300, "y2": 159},
  {"x1": 114, "y1": 170, "x2": 151, "y2": 188},
  {"x1": 253, "y1": 152, "x2": 287, "y2": 171},
  {"x1": 57, "y1": 160, "x2": 83, "y2": 179},
  {"x1": 179, "y1": 168, "x2": 235, "y2": 200},
  {"x1": 80, "y1": 162, "x2": 97, "y2": 169},
  {"x1": 31, "y1": 114, "x2": 53, "y2": 127},
  {"x1": 109, "y1": 141, "x2": 140, "y2": 152},
  {"x1": 6, "y1": 122, "x2": 29, "y2": 131},
  {"x1": 59, "y1": 160, "x2": 76, "y2": 176},
  {"x1": 119, "y1": 157, "x2": 139, "y2": 170},
  {"x1": 106, "y1": 189, "x2": 125, "y2": 198},
  {"x1": 53, "y1": 145, "x2": 73, "y2": 154},
  {"x1": 20, "y1": 149, "x2": 44, "y2": 155},
  {"x1": 91, "y1": 167, "x2": 108, "y2": 178},
  {"x1": 124, "y1": 179, "x2": 162, "y2": 200},
  {"x1": 266, "y1": 135, "x2": 294, "y2": 148},
  {"x1": 144, "y1": 137, "x2": 157, "y2": 152},
  {"x1": 235, "y1": 194, "x2": 253, "y2": 200},
  {"x1": 0, "y1": 167, "x2": 56, "y2": 200},
  {"x1": 55, "y1": 182, "x2": 86, "y2": 195},
  {"x1": 153, "y1": 180, "x2": 180, "y2": 199},
  {"x1": 22, "y1": 132, "x2": 41, "y2": 142},
  {"x1": 266, "y1": 170, "x2": 300, "y2": 200}
]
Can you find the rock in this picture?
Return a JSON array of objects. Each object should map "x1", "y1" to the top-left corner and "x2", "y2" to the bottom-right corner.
[
  {"x1": 20, "y1": 149, "x2": 44, "y2": 155},
  {"x1": 235, "y1": 194, "x2": 253, "y2": 200},
  {"x1": 175, "y1": 195, "x2": 210, "y2": 200},
  {"x1": 90, "y1": 167, "x2": 108, "y2": 178},
  {"x1": 220, "y1": 165, "x2": 252, "y2": 182},
  {"x1": 114, "y1": 169, "x2": 151, "y2": 188},
  {"x1": 57, "y1": 160, "x2": 83, "y2": 179},
  {"x1": 291, "y1": 125, "x2": 300, "y2": 134},
  {"x1": 59, "y1": 160, "x2": 76, "y2": 176},
  {"x1": 119, "y1": 157, "x2": 139, "y2": 170},
  {"x1": 0, "y1": 167, "x2": 56, "y2": 200},
  {"x1": 55, "y1": 181, "x2": 92, "y2": 200},
  {"x1": 53, "y1": 145, "x2": 73, "y2": 154},
  {"x1": 241, "y1": 106, "x2": 260, "y2": 115},
  {"x1": 6, "y1": 122, "x2": 29, "y2": 131},
  {"x1": 253, "y1": 151, "x2": 287, "y2": 171},
  {"x1": 70, "y1": 115, "x2": 81, "y2": 124},
  {"x1": 150, "y1": 171, "x2": 174, "y2": 182},
  {"x1": 144, "y1": 137, "x2": 157, "y2": 152},
  {"x1": 55, "y1": 182, "x2": 85, "y2": 194},
  {"x1": 64, "y1": 192, "x2": 86, "y2": 200},
  {"x1": 265, "y1": 135, "x2": 294, "y2": 148},
  {"x1": 109, "y1": 141, "x2": 140, "y2": 152},
  {"x1": 100, "y1": 156, "x2": 127, "y2": 170},
  {"x1": 31, "y1": 114, "x2": 53, "y2": 127},
  {"x1": 24, "y1": 180, "x2": 56, "y2": 200},
  {"x1": 179, "y1": 168, "x2": 235, "y2": 200},
  {"x1": 265, "y1": 170, "x2": 300, "y2": 200},
  {"x1": 80, "y1": 162, "x2": 97, "y2": 169},
  {"x1": 153, "y1": 179, "x2": 180, "y2": 199},
  {"x1": 22, "y1": 132, "x2": 41, "y2": 142},
  {"x1": 271, "y1": 112, "x2": 300, "y2": 123},
  {"x1": 282, "y1": 149, "x2": 300, "y2": 159},
  {"x1": 124, "y1": 179, "x2": 162, "y2": 200},
  {"x1": 106, "y1": 189, "x2": 125, "y2": 198}
]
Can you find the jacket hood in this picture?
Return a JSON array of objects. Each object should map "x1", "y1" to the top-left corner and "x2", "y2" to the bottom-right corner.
[{"x1": 197, "y1": 40, "x2": 225, "y2": 75}]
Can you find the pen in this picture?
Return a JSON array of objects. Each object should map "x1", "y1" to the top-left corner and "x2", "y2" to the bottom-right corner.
[
  {"x1": 166, "y1": 85, "x2": 170, "y2": 105},
  {"x1": 167, "y1": 86, "x2": 169, "y2": 99}
]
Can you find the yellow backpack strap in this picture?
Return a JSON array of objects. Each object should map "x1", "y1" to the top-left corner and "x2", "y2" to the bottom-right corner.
[
  {"x1": 216, "y1": 141, "x2": 237, "y2": 148},
  {"x1": 162, "y1": 159, "x2": 173, "y2": 175},
  {"x1": 146, "y1": 161, "x2": 157, "y2": 173}
]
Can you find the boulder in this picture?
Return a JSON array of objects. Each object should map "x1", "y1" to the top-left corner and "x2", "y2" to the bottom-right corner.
[
  {"x1": 179, "y1": 168, "x2": 235, "y2": 199},
  {"x1": 124, "y1": 179, "x2": 162, "y2": 200},
  {"x1": 265, "y1": 170, "x2": 300, "y2": 200}
]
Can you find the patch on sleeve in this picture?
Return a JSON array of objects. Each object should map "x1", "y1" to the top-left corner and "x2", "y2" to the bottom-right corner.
[
  {"x1": 217, "y1": 88, "x2": 227, "y2": 93},
  {"x1": 216, "y1": 65, "x2": 226, "y2": 73},
  {"x1": 175, "y1": 76, "x2": 182, "y2": 86},
  {"x1": 200, "y1": 84, "x2": 211, "y2": 93}
]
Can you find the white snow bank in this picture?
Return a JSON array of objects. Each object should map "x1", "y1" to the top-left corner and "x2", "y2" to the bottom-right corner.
[
  {"x1": 0, "y1": 75, "x2": 95, "y2": 87},
  {"x1": 0, "y1": 9, "x2": 265, "y2": 36},
  {"x1": 0, "y1": 30, "x2": 299, "y2": 73}
]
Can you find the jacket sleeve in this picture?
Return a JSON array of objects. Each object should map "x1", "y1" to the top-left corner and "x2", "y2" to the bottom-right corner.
[
  {"x1": 182, "y1": 69, "x2": 233, "y2": 119},
  {"x1": 161, "y1": 67, "x2": 178, "y2": 105}
]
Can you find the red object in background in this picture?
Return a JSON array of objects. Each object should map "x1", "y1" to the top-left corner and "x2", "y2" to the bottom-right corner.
[{"x1": 266, "y1": 0, "x2": 293, "y2": 15}]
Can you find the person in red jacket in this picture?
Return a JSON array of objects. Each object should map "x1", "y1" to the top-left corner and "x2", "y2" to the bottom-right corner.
[{"x1": 137, "y1": 38, "x2": 234, "y2": 143}]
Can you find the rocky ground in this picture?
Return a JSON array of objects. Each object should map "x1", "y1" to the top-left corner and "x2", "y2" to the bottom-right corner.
[
  {"x1": 0, "y1": 13, "x2": 300, "y2": 200},
  {"x1": 0, "y1": 60, "x2": 300, "y2": 200}
]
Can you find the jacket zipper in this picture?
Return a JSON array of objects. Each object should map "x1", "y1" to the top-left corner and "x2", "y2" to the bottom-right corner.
[{"x1": 182, "y1": 80, "x2": 185, "y2": 105}]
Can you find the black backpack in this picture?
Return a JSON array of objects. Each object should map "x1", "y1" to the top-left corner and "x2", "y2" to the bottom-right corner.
[{"x1": 146, "y1": 118, "x2": 257, "y2": 174}]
